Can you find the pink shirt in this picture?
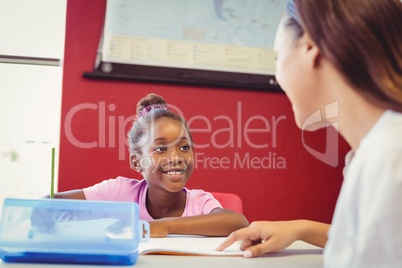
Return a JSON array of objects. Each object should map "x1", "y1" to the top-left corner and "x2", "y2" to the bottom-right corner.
[{"x1": 83, "y1": 177, "x2": 222, "y2": 221}]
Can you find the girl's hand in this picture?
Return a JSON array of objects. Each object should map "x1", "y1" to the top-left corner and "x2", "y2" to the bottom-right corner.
[
  {"x1": 30, "y1": 208, "x2": 92, "y2": 233},
  {"x1": 216, "y1": 221, "x2": 302, "y2": 258},
  {"x1": 149, "y1": 219, "x2": 170, "y2": 237},
  {"x1": 30, "y1": 208, "x2": 65, "y2": 233}
]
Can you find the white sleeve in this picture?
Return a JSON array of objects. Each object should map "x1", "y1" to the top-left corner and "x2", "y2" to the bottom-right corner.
[{"x1": 354, "y1": 149, "x2": 402, "y2": 268}]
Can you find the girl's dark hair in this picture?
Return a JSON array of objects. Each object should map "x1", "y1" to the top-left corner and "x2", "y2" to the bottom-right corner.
[
  {"x1": 128, "y1": 93, "x2": 193, "y2": 154},
  {"x1": 286, "y1": 0, "x2": 402, "y2": 112}
]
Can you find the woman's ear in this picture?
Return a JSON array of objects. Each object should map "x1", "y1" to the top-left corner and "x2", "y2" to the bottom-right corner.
[
  {"x1": 301, "y1": 33, "x2": 321, "y2": 68},
  {"x1": 129, "y1": 153, "x2": 142, "y2": 173}
]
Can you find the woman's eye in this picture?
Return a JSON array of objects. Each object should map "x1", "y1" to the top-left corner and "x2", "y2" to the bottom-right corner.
[{"x1": 155, "y1": 146, "x2": 167, "y2": 152}]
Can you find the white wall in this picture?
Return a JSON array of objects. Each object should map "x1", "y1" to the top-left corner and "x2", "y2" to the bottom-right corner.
[
  {"x1": 0, "y1": 0, "x2": 66, "y2": 58},
  {"x1": 0, "y1": 0, "x2": 67, "y2": 214}
]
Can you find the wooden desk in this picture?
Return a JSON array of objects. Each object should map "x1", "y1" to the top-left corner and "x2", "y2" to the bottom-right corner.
[{"x1": 0, "y1": 241, "x2": 323, "y2": 268}]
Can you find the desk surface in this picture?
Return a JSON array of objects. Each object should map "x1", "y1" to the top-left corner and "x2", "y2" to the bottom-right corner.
[{"x1": 0, "y1": 241, "x2": 323, "y2": 268}]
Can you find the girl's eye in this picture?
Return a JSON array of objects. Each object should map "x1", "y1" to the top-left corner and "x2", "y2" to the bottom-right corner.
[
  {"x1": 155, "y1": 146, "x2": 167, "y2": 152},
  {"x1": 180, "y1": 145, "x2": 190, "y2": 151}
]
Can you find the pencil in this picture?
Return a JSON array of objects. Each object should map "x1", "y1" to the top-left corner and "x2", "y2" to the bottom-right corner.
[{"x1": 51, "y1": 147, "x2": 55, "y2": 198}]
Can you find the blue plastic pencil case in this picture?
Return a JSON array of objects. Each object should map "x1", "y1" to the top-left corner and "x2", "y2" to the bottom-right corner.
[{"x1": 0, "y1": 198, "x2": 150, "y2": 265}]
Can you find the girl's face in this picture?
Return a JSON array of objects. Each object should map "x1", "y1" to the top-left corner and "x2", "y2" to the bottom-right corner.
[
  {"x1": 138, "y1": 117, "x2": 194, "y2": 193},
  {"x1": 274, "y1": 18, "x2": 328, "y2": 131}
]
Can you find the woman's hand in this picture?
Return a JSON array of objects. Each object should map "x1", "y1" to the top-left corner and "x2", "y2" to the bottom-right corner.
[
  {"x1": 216, "y1": 221, "x2": 299, "y2": 257},
  {"x1": 216, "y1": 220, "x2": 328, "y2": 258}
]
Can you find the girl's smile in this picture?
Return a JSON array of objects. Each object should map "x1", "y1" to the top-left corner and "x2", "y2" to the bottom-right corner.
[
  {"x1": 162, "y1": 168, "x2": 187, "y2": 177},
  {"x1": 161, "y1": 163, "x2": 189, "y2": 182}
]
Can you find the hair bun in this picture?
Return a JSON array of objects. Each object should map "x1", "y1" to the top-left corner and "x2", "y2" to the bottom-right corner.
[{"x1": 136, "y1": 93, "x2": 168, "y2": 116}]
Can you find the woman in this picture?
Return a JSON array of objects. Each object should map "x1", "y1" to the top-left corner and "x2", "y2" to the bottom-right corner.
[{"x1": 217, "y1": 0, "x2": 402, "y2": 267}]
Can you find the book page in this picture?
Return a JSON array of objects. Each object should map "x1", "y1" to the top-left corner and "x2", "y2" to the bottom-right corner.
[{"x1": 138, "y1": 235, "x2": 243, "y2": 256}]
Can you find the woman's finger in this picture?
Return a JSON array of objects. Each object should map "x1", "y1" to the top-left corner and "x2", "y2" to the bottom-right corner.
[{"x1": 215, "y1": 226, "x2": 263, "y2": 251}]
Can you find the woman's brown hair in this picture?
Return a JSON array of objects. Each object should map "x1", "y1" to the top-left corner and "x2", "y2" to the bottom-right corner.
[{"x1": 288, "y1": 0, "x2": 402, "y2": 112}]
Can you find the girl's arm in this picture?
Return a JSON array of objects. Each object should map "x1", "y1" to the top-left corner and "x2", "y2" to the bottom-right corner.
[
  {"x1": 149, "y1": 208, "x2": 249, "y2": 237},
  {"x1": 48, "y1": 191, "x2": 249, "y2": 237},
  {"x1": 30, "y1": 190, "x2": 87, "y2": 232},
  {"x1": 50, "y1": 189, "x2": 87, "y2": 199}
]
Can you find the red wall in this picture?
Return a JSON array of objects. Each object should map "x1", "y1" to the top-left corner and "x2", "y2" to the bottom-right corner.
[{"x1": 59, "y1": 0, "x2": 349, "y2": 223}]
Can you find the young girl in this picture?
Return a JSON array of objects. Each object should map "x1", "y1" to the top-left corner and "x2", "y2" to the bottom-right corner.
[
  {"x1": 52, "y1": 93, "x2": 248, "y2": 237},
  {"x1": 217, "y1": 0, "x2": 402, "y2": 266}
]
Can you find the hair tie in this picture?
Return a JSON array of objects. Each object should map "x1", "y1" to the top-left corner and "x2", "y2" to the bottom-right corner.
[
  {"x1": 138, "y1": 104, "x2": 168, "y2": 119},
  {"x1": 287, "y1": 0, "x2": 302, "y2": 25}
]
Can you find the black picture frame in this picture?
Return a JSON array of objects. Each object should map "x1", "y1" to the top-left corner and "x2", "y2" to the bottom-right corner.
[{"x1": 83, "y1": 61, "x2": 282, "y2": 92}]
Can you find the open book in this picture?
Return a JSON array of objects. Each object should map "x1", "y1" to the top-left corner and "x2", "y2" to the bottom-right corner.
[{"x1": 138, "y1": 235, "x2": 243, "y2": 256}]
